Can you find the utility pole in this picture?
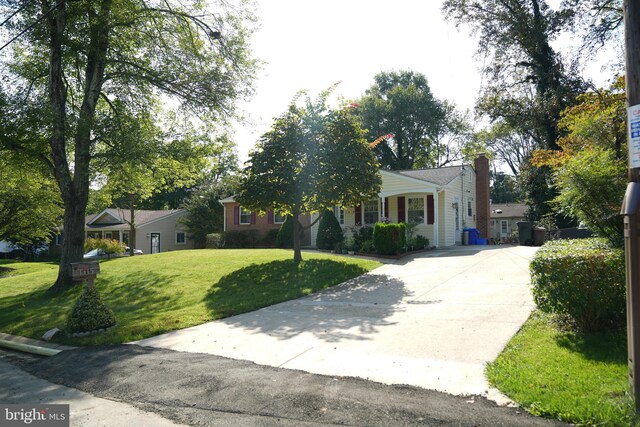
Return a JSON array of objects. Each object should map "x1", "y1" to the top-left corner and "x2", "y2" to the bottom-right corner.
[{"x1": 622, "y1": 0, "x2": 640, "y2": 413}]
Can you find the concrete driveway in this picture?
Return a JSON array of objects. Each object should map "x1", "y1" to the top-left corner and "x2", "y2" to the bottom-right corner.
[{"x1": 136, "y1": 245, "x2": 538, "y2": 401}]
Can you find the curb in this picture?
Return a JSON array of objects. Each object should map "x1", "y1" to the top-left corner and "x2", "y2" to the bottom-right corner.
[{"x1": 0, "y1": 332, "x2": 75, "y2": 357}]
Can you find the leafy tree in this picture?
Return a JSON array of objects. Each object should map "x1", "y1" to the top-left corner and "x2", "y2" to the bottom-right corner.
[
  {"x1": 443, "y1": 0, "x2": 585, "y2": 223},
  {"x1": 490, "y1": 172, "x2": 521, "y2": 204},
  {"x1": 355, "y1": 70, "x2": 447, "y2": 170},
  {"x1": 180, "y1": 179, "x2": 239, "y2": 248},
  {"x1": 533, "y1": 78, "x2": 626, "y2": 244},
  {"x1": 0, "y1": 151, "x2": 63, "y2": 244},
  {"x1": 0, "y1": 0, "x2": 256, "y2": 291},
  {"x1": 473, "y1": 122, "x2": 537, "y2": 176},
  {"x1": 238, "y1": 91, "x2": 381, "y2": 263}
]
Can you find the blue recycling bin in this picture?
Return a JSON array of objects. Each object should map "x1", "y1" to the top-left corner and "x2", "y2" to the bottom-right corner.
[{"x1": 468, "y1": 228, "x2": 479, "y2": 245}]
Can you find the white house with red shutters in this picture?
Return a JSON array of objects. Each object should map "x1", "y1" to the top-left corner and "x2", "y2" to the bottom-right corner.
[{"x1": 220, "y1": 154, "x2": 491, "y2": 248}]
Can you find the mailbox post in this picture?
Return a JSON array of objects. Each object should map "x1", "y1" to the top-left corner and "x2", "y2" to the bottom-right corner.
[{"x1": 70, "y1": 261, "x2": 100, "y2": 287}]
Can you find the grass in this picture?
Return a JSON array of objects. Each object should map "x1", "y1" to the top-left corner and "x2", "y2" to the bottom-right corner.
[
  {"x1": 0, "y1": 249, "x2": 380, "y2": 346},
  {"x1": 486, "y1": 311, "x2": 636, "y2": 426}
]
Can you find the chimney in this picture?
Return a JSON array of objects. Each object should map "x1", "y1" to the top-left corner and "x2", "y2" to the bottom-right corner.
[{"x1": 474, "y1": 153, "x2": 490, "y2": 239}]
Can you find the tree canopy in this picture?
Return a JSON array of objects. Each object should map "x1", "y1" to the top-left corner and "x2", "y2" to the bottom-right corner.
[
  {"x1": 0, "y1": 0, "x2": 257, "y2": 291},
  {"x1": 238, "y1": 91, "x2": 381, "y2": 263}
]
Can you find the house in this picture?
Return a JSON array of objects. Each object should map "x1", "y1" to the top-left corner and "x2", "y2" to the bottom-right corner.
[
  {"x1": 220, "y1": 154, "x2": 491, "y2": 248},
  {"x1": 218, "y1": 198, "x2": 313, "y2": 246},
  {"x1": 55, "y1": 208, "x2": 195, "y2": 254},
  {"x1": 490, "y1": 203, "x2": 527, "y2": 242}
]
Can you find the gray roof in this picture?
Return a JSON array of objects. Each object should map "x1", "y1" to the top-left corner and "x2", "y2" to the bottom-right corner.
[
  {"x1": 490, "y1": 203, "x2": 527, "y2": 219},
  {"x1": 86, "y1": 209, "x2": 184, "y2": 230},
  {"x1": 395, "y1": 165, "x2": 467, "y2": 186}
]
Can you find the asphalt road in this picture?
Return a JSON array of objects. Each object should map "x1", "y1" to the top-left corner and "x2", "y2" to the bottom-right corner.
[{"x1": 15, "y1": 345, "x2": 567, "y2": 427}]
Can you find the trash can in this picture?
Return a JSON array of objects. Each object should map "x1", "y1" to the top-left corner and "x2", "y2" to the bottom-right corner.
[
  {"x1": 517, "y1": 221, "x2": 534, "y2": 245},
  {"x1": 468, "y1": 228, "x2": 479, "y2": 245},
  {"x1": 533, "y1": 227, "x2": 546, "y2": 246},
  {"x1": 463, "y1": 229, "x2": 470, "y2": 245}
]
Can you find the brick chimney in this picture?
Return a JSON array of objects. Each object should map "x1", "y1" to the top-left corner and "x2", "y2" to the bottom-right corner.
[{"x1": 474, "y1": 153, "x2": 491, "y2": 239}]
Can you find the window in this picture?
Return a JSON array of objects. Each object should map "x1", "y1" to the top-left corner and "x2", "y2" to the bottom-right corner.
[
  {"x1": 122, "y1": 231, "x2": 129, "y2": 245},
  {"x1": 104, "y1": 232, "x2": 112, "y2": 239},
  {"x1": 239, "y1": 207, "x2": 252, "y2": 225},
  {"x1": 467, "y1": 200, "x2": 473, "y2": 217},
  {"x1": 407, "y1": 197, "x2": 425, "y2": 223},
  {"x1": 274, "y1": 211, "x2": 286, "y2": 224},
  {"x1": 501, "y1": 220, "x2": 508, "y2": 234},
  {"x1": 176, "y1": 231, "x2": 186, "y2": 245},
  {"x1": 334, "y1": 206, "x2": 345, "y2": 225},
  {"x1": 55, "y1": 233, "x2": 64, "y2": 245},
  {"x1": 363, "y1": 199, "x2": 379, "y2": 225}
]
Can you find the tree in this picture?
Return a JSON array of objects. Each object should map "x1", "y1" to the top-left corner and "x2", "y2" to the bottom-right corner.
[
  {"x1": 180, "y1": 178, "x2": 239, "y2": 248},
  {"x1": 0, "y1": 151, "x2": 63, "y2": 244},
  {"x1": 238, "y1": 92, "x2": 381, "y2": 263},
  {"x1": 532, "y1": 78, "x2": 626, "y2": 244},
  {"x1": 473, "y1": 122, "x2": 537, "y2": 176},
  {"x1": 316, "y1": 210, "x2": 344, "y2": 250},
  {"x1": 0, "y1": 0, "x2": 256, "y2": 291},
  {"x1": 442, "y1": 0, "x2": 585, "y2": 223},
  {"x1": 355, "y1": 70, "x2": 447, "y2": 170},
  {"x1": 490, "y1": 171, "x2": 521, "y2": 204}
]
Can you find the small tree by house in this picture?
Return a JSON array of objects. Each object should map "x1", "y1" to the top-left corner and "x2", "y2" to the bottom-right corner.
[
  {"x1": 238, "y1": 90, "x2": 381, "y2": 263},
  {"x1": 316, "y1": 210, "x2": 343, "y2": 250}
]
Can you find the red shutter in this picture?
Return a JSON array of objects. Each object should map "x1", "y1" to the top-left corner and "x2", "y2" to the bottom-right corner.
[
  {"x1": 267, "y1": 210, "x2": 274, "y2": 224},
  {"x1": 355, "y1": 204, "x2": 362, "y2": 226},
  {"x1": 384, "y1": 197, "x2": 389, "y2": 218},
  {"x1": 233, "y1": 206, "x2": 239, "y2": 225},
  {"x1": 427, "y1": 195, "x2": 435, "y2": 225},
  {"x1": 250, "y1": 211, "x2": 257, "y2": 224},
  {"x1": 397, "y1": 197, "x2": 406, "y2": 223}
]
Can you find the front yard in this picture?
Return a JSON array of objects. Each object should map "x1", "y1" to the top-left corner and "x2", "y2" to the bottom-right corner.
[{"x1": 0, "y1": 250, "x2": 380, "y2": 346}]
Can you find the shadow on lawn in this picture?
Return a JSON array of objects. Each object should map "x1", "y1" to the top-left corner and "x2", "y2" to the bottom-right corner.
[
  {"x1": 554, "y1": 329, "x2": 627, "y2": 364},
  {"x1": 204, "y1": 259, "x2": 410, "y2": 343}
]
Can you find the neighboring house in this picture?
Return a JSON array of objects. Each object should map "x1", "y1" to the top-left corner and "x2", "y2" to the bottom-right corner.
[
  {"x1": 54, "y1": 209, "x2": 195, "y2": 254},
  {"x1": 490, "y1": 203, "x2": 527, "y2": 242},
  {"x1": 220, "y1": 154, "x2": 491, "y2": 248}
]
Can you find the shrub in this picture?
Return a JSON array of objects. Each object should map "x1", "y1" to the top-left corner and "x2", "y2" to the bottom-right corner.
[
  {"x1": 85, "y1": 238, "x2": 125, "y2": 258},
  {"x1": 414, "y1": 235, "x2": 429, "y2": 249},
  {"x1": 223, "y1": 230, "x2": 250, "y2": 248},
  {"x1": 352, "y1": 226, "x2": 373, "y2": 251},
  {"x1": 530, "y1": 238, "x2": 625, "y2": 332},
  {"x1": 316, "y1": 210, "x2": 344, "y2": 250},
  {"x1": 66, "y1": 286, "x2": 116, "y2": 333},
  {"x1": 260, "y1": 229, "x2": 279, "y2": 247},
  {"x1": 206, "y1": 233, "x2": 224, "y2": 249},
  {"x1": 275, "y1": 217, "x2": 304, "y2": 248},
  {"x1": 360, "y1": 239, "x2": 375, "y2": 253},
  {"x1": 373, "y1": 223, "x2": 406, "y2": 255}
]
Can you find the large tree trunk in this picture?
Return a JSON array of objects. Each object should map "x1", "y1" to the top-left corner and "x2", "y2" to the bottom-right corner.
[
  {"x1": 129, "y1": 197, "x2": 137, "y2": 256},
  {"x1": 47, "y1": 0, "x2": 113, "y2": 293},
  {"x1": 292, "y1": 207, "x2": 303, "y2": 264}
]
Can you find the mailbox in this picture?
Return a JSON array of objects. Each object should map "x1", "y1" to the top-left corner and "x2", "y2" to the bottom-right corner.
[{"x1": 70, "y1": 261, "x2": 100, "y2": 286}]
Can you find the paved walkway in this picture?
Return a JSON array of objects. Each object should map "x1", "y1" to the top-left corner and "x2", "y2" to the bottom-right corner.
[{"x1": 137, "y1": 245, "x2": 538, "y2": 402}]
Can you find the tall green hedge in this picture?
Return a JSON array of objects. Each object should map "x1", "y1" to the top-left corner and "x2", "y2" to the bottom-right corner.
[
  {"x1": 373, "y1": 223, "x2": 406, "y2": 255},
  {"x1": 530, "y1": 238, "x2": 625, "y2": 332},
  {"x1": 316, "y1": 210, "x2": 343, "y2": 250},
  {"x1": 276, "y1": 216, "x2": 304, "y2": 248}
]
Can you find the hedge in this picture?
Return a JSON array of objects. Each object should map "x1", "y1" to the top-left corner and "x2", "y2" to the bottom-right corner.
[
  {"x1": 67, "y1": 286, "x2": 116, "y2": 333},
  {"x1": 530, "y1": 238, "x2": 625, "y2": 332},
  {"x1": 373, "y1": 223, "x2": 406, "y2": 255}
]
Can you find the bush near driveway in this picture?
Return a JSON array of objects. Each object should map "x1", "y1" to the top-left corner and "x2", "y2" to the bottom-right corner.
[
  {"x1": 530, "y1": 238, "x2": 625, "y2": 332},
  {"x1": 373, "y1": 223, "x2": 406, "y2": 255}
]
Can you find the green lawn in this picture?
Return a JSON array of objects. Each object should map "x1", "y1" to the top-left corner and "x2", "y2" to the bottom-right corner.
[
  {"x1": 0, "y1": 250, "x2": 380, "y2": 346},
  {"x1": 486, "y1": 311, "x2": 636, "y2": 426}
]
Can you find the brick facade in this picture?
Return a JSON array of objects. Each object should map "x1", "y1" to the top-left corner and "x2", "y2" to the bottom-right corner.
[{"x1": 223, "y1": 202, "x2": 311, "y2": 246}]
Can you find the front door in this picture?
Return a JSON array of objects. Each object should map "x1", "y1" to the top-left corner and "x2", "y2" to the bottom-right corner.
[
  {"x1": 500, "y1": 220, "x2": 509, "y2": 240},
  {"x1": 150, "y1": 233, "x2": 160, "y2": 254}
]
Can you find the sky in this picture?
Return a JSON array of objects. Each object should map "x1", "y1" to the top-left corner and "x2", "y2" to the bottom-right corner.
[
  {"x1": 232, "y1": 0, "x2": 616, "y2": 163},
  {"x1": 233, "y1": 0, "x2": 481, "y2": 161}
]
